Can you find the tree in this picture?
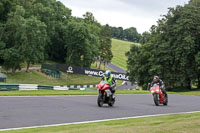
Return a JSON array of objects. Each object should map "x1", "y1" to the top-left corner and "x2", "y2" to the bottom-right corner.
[
  {"x1": 99, "y1": 24, "x2": 113, "y2": 69},
  {"x1": 189, "y1": 0, "x2": 200, "y2": 6},
  {"x1": 0, "y1": 0, "x2": 16, "y2": 22},
  {"x1": 139, "y1": 31, "x2": 150, "y2": 44},
  {"x1": 64, "y1": 17, "x2": 100, "y2": 67},
  {"x1": 20, "y1": 16, "x2": 47, "y2": 71},
  {"x1": 1, "y1": 5, "x2": 47, "y2": 72},
  {"x1": 110, "y1": 26, "x2": 141, "y2": 42},
  {"x1": 0, "y1": 5, "x2": 26, "y2": 73},
  {"x1": 195, "y1": 52, "x2": 200, "y2": 88},
  {"x1": 126, "y1": 2, "x2": 200, "y2": 90},
  {"x1": 0, "y1": 0, "x2": 111, "y2": 73},
  {"x1": 31, "y1": 0, "x2": 71, "y2": 62},
  {"x1": 124, "y1": 27, "x2": 141, "y2": 42}
]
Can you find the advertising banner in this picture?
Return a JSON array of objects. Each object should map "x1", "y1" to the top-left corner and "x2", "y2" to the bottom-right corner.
[{"x1": 41, "y1": 64, "x2": 129, "y2": 81}]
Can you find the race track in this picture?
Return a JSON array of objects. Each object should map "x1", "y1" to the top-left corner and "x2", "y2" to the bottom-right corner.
[{"x1": 1, "y1": 94, "x2": 200, "y2": 130}]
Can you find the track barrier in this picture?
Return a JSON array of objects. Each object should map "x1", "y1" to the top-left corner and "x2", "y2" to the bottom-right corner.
[{"x1": 0, "y1": 84, "x2": 97, "y2": 91}]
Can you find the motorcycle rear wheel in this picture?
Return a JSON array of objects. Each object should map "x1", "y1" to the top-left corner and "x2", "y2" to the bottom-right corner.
[
  {"x1": 153, "y1": 93, "x2": 159, "y2": 106},
  {"x1": 163, "y1": 97, "x2": 168, "y2": 106}
]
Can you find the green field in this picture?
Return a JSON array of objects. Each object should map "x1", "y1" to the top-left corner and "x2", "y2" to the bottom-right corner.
[
  {"x1": 111, "y1": 38, "x2": 140, "y2": 70},
  {"x1": 2, "y1": 112, "x2": 200, "y2": 133}
]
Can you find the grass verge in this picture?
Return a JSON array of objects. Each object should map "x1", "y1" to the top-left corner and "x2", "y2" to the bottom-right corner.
[
  {"x1": 1, "y1": 90, "x2": 200, "y2": 96},
  {"x1": 1, "y1": 112, "x2": 200, "y2": 133},
  {"x1": 0, "y1": 90, "x2": 149, "y2": 96},
  {"x1": 168, "y1": 90, "x2": 200, "y2": 96},
  {"x1": 0, "y1": 70, "x2": 100, "y2": 86}
]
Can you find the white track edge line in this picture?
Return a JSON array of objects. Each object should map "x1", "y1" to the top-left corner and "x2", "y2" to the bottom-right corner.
[{"x1": 0, "y1": 111, "x2": 200, "y2": 131}]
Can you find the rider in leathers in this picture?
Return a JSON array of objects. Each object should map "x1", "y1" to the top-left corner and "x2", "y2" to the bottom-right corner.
[
  {"x1": 151, "y1": 76, "x2": 168, "y2": 98},
  {"x1": 101, "y1": 70, "x2": 116, "y2": 97}
]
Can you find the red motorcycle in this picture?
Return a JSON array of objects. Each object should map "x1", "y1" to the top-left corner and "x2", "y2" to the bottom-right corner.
[
  {"x1": 97, "y1": 81, "x2": 115, "y2": 107},
  {"x1": 150, "y1": 83, "x2": 168, "y2": 106}
]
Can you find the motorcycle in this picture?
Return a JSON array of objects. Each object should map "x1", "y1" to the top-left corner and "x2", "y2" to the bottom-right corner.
[
  {"x1": 149, "y1": 83, "x2": 168, "y2": 106},
  {"x1": 97, "y1": 81, "x2": 115, "y2": 107}
]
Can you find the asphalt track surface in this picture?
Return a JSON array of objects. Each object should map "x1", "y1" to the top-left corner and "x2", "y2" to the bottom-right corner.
[{"x1": 1, "y1": 94, "x2": 200, "y2": 130}]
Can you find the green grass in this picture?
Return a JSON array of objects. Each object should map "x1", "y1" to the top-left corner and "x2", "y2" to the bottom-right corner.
[
  {"x1": 0, "y1": 70, "x2": 101, "y2": 86},
  {"x1": 0, "y1": 90, "x2": 149, "y2": 96},
  {"x1": 2, "y1": 89, "x2": 200, "y2": 96},
  {"x1": 1, "y1": 90, "x2": 200, "y2": 96},
  {"x1": 2, "y1": 112, "x2": 200, "y2": 133},
  {"x1": 111, "y1": 38, "x2": 140, "y2": 70},
  {"x1": 0, "y1": 90, "x2": 98, "y2": 96},
  {"x1": 168, "y1": 90, "x2": 200, "y2": 96},
  {"x1": 91, "y1": 62, "x2": 115, "y2": 71}
]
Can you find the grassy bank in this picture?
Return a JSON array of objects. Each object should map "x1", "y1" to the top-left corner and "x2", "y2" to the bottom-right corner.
[
  {"x1": 0, "y1": 70, "x2": 100, "y2": 86},
  {"x1": 1, "y1": 112, "x2": 200, "y2": 133},
  {"x1": 0, "y1": 61, "x2": 123, "y2": 86},
  {"x1": 0, "y1": 70, "x2": 123, "y2": 87},
  {"x1": 111, "y1": 38, "x2": 140, "y2": 70}
]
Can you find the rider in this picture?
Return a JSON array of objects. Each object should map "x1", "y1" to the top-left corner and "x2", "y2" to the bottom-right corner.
[
  {"x1": 101, "y1": 70, "x2": 116, "y2": 96},
  {"x1": 151, "y1": 76, "x2": 168, "y2": 98}
]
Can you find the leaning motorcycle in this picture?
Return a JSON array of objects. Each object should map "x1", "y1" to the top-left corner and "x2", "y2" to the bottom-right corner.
[
  {"x1": 97, "y1": 81, "x2": 115, "y2": 107},
  {"x1": 150, "y1": 83, "x2": 168, "y2": 106}
]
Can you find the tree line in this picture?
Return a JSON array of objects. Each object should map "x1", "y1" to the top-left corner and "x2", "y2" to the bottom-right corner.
[
  {"x1": 0, "y1": 0, "x2": 113, "y2": 74},
  {"x1": 109, "y1": 26, "x2": 141, "y2": 43},
  {"x1": 126, "y1": 0, "x2": 200, "y2": 90}
]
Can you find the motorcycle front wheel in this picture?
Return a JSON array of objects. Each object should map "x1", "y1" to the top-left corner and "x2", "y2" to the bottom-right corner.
[
  {"x1": 97, "y1": 94, "x2": 104, "y2": 107},
  {"x1": 153, "y1": 93, "x2": 159, "y2": 106},
  {"x1": 108, "y1": 97, "x2": 115, "y2": 106}
]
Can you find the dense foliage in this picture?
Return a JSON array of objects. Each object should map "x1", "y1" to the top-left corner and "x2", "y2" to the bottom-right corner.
[
  {"x1": 0, "y1": 0, "x2": 113, "y2": 73},
  {"x1": 110, "y1": 26, "x2": 141, "y2": 43},
  {"x1": 126, "y1": 0, "x2": 200, "y2": 90},
  {"x1": 98, "y1": 24, "x2": 113, "y2": 69}
]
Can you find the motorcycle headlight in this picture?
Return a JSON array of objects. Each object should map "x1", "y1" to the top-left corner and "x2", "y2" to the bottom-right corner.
[
  {"x1": 156, "y1": 89, "x2": 159, "y2": 92},
  {"x1": 151, "y1": 91, "x2": 155, "y2": 93}
]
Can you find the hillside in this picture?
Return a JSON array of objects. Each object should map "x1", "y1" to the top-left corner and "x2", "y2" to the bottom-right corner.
[{"x1": 111, "y1": 38, "x2": 140, "y2": 70}]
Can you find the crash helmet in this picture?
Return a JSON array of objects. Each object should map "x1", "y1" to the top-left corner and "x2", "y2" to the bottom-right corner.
[
  {"x1": 153, "y1": 76, "x2": 159, "y2": 82},
  {"x1": 105, "y1": 70, "x2": 111, "y2": 78}
]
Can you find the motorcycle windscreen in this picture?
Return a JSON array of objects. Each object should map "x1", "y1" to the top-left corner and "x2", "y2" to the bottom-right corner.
[
  {"x1": 99, "y1": 81, "x2": 109, "y2": 84},
  {"x1": 150, "y1": 84, "x2": 160, "y2": 93},
  {"x1": 152, "y1": 84, "x2": 158, "y2": 88}
]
